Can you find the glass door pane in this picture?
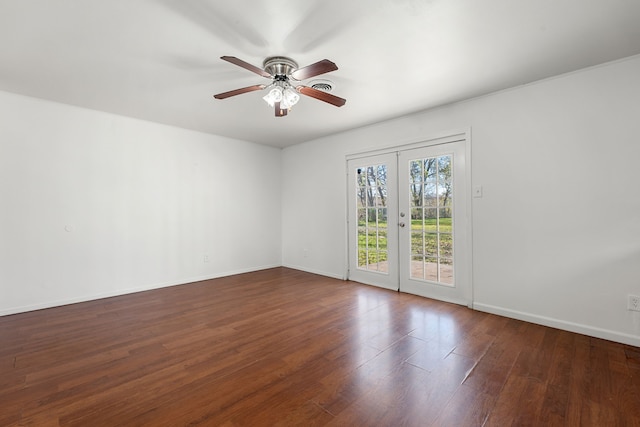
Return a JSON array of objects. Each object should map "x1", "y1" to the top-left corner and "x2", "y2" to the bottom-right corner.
[
  {"x1": 356, "y1": 165, "x2": 388, "y2": 272},
  {"x1": 408, "y1": 155, "x2": 454, "y2": 285}
]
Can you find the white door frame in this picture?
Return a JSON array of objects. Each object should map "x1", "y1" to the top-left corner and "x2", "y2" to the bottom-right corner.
[{"x1": 345, "y1": 130, "x2": 473, "y2": 307}]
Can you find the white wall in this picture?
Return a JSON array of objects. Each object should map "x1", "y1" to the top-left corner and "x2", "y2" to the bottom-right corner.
[
  {"x1": 0, "y1": 91, "x2": 282, "y2": 315},
  {"x1": 282, "y1": 55, "x2": 640, "y2": 346}
]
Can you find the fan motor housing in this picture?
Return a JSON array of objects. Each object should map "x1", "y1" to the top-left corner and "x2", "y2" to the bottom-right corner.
[{"x1": 263, "y1": 56, "x2": 298, "y2": 77}]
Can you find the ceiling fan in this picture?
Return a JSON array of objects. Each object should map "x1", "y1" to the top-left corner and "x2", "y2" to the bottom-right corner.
[{"x1": 213, "y1": 56, "x2": 346, "y2": 117}]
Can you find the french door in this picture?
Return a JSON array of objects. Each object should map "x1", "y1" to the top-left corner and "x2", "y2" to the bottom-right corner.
[
  {"x1": 347, "y1": 153, "x2": 399, "y2": 290},
  {"x1": 347, "y1": 139, "x2": 471, "y2": 306}
]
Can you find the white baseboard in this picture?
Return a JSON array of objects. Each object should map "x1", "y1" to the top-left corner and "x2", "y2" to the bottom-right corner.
[
  {"x1": 281, "y1": 263, "x2": 345, "y2": 281},
  {"x1": 473, "y1": 302, "x2": 640, "y2": 347},
  {"x1": 0, "y1": 264, "x2": 281, "y2": 317},
  {"x1": 8, "y1": 268, "x2": 636, "y2": 348}
]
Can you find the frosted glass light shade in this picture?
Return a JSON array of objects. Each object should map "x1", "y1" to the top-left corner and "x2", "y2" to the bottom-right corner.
[
  {"x1": 281, "y1": 87, "x2": 300, "y2": 109},
  {"x1": 263, "y1": 87, "x2": 283, "y2": 107}
]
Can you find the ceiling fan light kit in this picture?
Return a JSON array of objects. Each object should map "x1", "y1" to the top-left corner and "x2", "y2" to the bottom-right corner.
[
  {"x1": 214, "y1": 55, "x2": 346, "y2": 117},
  {"x1": 262, "y1": 81, "x2": 300, "y2": 110}
]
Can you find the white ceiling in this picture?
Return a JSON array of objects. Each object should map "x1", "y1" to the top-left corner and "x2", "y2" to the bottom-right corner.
[{"x1": 1, "y1": 0, "x2": 640, "y2": 148}]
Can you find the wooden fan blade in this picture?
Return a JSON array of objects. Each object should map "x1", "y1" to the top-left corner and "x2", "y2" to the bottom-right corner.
[
  {"x1": 213, "y1": 84, "x2": 266, "y2": 99},
  {"x1": 275, "y1": 102, "x2": 288, "y2": 117},
  {"x1": 220, "y1": 56, "x2": 271, "y2": 78},
  {"x1": 297, "y1": 86, "x2": 346, "y2": 107},
  {"x1": 290, "y1": 59, "x2": 338, "y2": 81}
]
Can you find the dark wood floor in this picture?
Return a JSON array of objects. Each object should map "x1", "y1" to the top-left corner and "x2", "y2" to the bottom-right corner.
[{"x1": 1, "y1": 268, "x2": 639, "y2": 426}]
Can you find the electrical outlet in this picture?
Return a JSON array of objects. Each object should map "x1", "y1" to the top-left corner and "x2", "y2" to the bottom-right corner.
[
  {"x1": 629, "y1": 295, "x2": 640, "y2": 312},
  {"x1": 203, "y1": 254, "x2": 209, "y2": 263}
]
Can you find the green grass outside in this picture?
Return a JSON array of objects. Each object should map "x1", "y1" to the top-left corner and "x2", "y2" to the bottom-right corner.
[
  {"x1": 357, "y1": 218, "x2": 453, "y2": 266},
  {"x1": 357, "y1": 218, "x2": 451, "y2": 231}
]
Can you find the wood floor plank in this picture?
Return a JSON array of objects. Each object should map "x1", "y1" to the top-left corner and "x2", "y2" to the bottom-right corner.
[
  {"x1": 329, "y1": 362, "x2": 452, "y2": 427},
  {"x1": 1, "y1": 267, "x2": 638, "y2": 426},
  {"x1": 431, "y1": 384, "x2": 496, "y2": 427}
]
